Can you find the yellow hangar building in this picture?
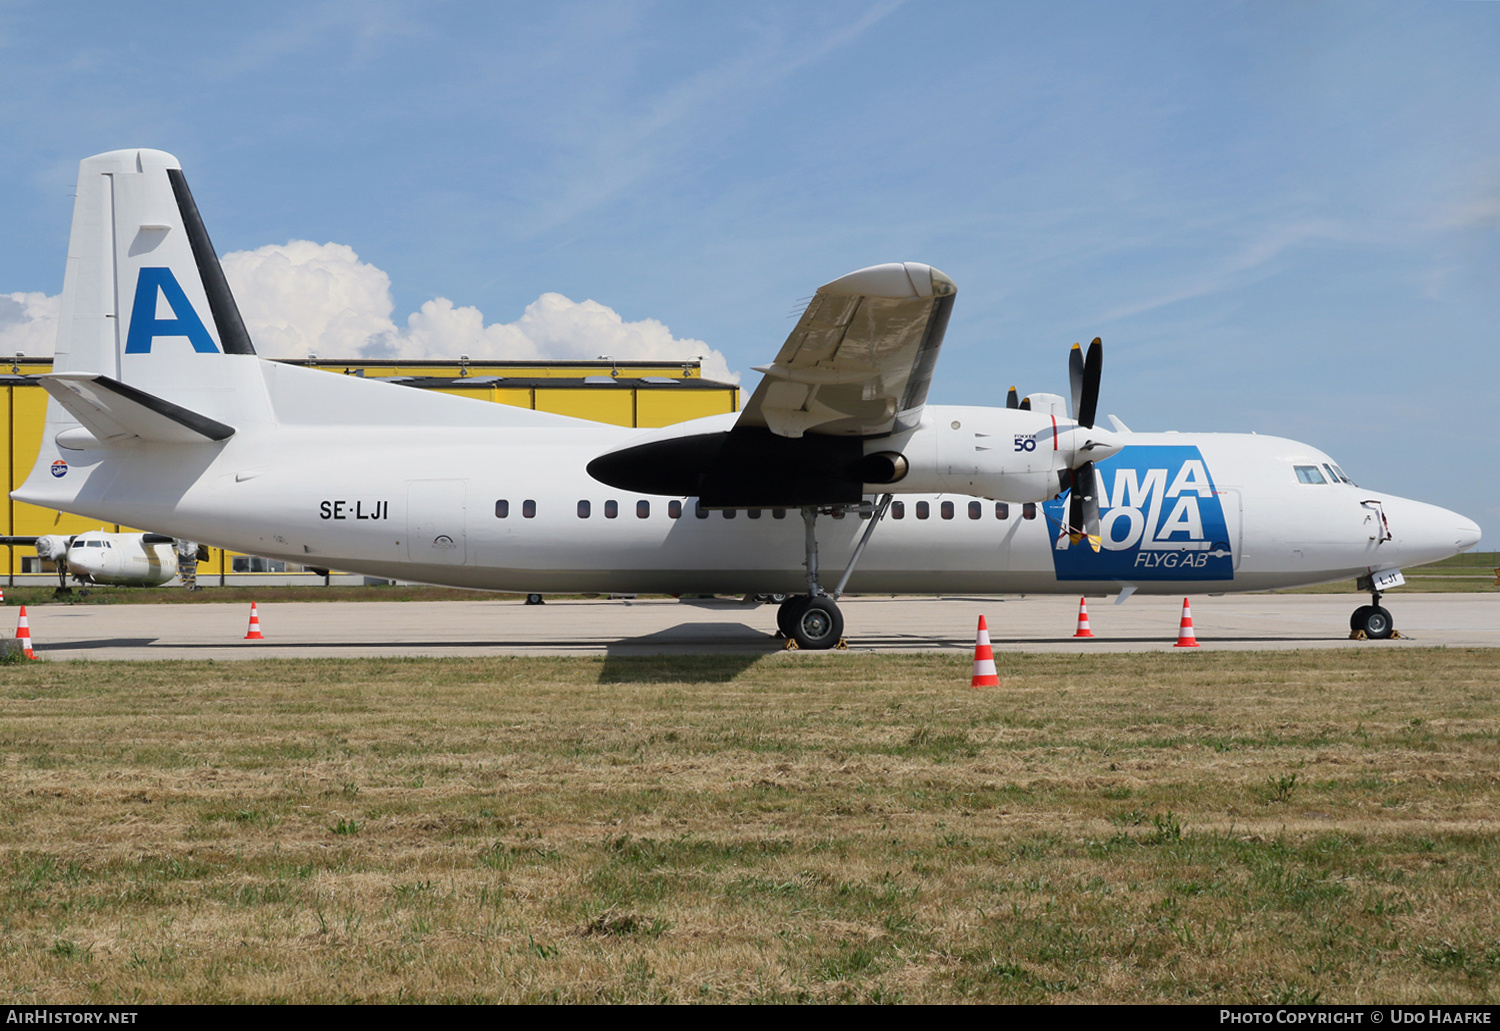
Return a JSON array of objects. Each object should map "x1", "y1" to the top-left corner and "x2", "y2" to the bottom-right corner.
[{"x1": 1, "y1": 356, "x2": 739, "y2": 585}]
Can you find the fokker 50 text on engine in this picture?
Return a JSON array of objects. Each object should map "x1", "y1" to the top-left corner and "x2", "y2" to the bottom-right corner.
[{"x1": 13, "y1": 150, "x2": 1482, "y2": 647}]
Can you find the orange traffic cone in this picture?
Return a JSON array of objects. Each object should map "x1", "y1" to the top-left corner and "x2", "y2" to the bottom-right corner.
[
  {"x1": 15, "y1": 605, "x2": 37, "y2": 659},
  {"x1": 244, "y1": 602, "x2": 265, "y2": 640},
  {"x1": 971, "y1": 616, "x2": 999, "y2": 688},
  {"x1": 1073, "y1": 596, "x2": 1096, "y2": 638},
  {"x1": 1174, "y1": 597, "x2": 1199, "y2": 648}
]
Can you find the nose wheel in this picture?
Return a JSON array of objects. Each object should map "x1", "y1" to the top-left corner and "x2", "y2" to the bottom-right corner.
[{"x1": 1350, "y1": 590, "x2": 1395, "y2": 640}]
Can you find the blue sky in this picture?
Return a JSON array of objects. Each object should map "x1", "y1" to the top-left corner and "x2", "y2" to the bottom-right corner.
[{"x1": 2, "y1": 1, "x2": 1497, "y2": 543}]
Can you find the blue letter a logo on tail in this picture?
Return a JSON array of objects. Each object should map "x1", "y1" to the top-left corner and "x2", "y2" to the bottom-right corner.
[{"x1": 124, "y1": 268, "x2": 219, "y2": 354}]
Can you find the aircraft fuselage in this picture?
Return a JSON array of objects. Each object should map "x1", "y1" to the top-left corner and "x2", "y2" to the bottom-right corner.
[{"x1": 29, "y1": 405, "x2": 1476, "y2": 598}]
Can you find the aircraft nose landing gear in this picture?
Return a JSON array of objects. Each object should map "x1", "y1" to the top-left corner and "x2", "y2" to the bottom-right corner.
[
  {"x1": 1350, "y1": 603, "x2": 1394, "y2": 639},
  {"x1": 1350, "y1": 582, "x2": 1396, "y2": 640}
]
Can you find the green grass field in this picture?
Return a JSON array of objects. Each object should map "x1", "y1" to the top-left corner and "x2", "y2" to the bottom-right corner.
[{"x1": 1, "y1": 649, "x2": 1497, "y2": 1003}]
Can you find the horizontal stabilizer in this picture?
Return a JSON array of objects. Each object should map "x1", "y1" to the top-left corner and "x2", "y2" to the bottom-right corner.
[{"x1": 41, "y1": 373, "x2": 235, "y2": 449}]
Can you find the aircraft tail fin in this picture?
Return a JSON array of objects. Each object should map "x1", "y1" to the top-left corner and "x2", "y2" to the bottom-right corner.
[{"x1": 53, "y1": 149, "x2": 254, "y2": 383}]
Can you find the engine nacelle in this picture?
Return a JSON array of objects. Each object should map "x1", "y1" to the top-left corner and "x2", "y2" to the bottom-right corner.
[{"x1": 866, "y1": 404, "x2": 1122, "y2": 503}]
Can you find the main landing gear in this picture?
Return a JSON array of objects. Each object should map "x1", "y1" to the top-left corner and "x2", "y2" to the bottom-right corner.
[
  {"x1": 1350, "y1": 587, "x2": 1395, "y2": 640},
  {"x1": 774, "y1": 497, "x2": 892, "y2": 650},
  {"x1": 777, "y1": 594, "x2": 845, "y2": 650}
]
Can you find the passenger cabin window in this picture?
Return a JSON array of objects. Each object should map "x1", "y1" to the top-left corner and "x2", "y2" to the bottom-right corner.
[
  {"x1": 495, "y1": 500, "x2": 509, "y2": 519},
  {"x1": 695, "y1": 501, "x2": 709, "y2": 519},
  {"x1": 968, "y1": 501, "x2": 982, "y2": 520},
  {"x1": 772, "y1": 509, "x2": 787, "y2": 519},
  {"x1": 668, "y1": 500, "x2": 682, "y2": 519},
  {"x1": 578, "y1": 500, "x2": 592, "y2": 518},
  {"x1": 748, "y1": 508, "x2": 761, "y2": 519},
  {"x1": 941, "y1": 501, "x2": 954, "y2": 520},
  {"x1": 722, "y1": 509, "x2": 735, "y2": 519},
  {"x1": 522, "y1": 500, "x2": 536, "y2": 518},
  {"x1": 916, "y1": 501, "x2": 930, "y2": 520},
  {"x1": 891, "y1": 501, "x2": 905, "y2": 520},
  {"x1": 604, "y1": 500, "x2": 618, "y2": 519},
  {"x1": 637, "y1": 500, "x2": 650, "y2": 519},
  {"x1": 996, "y1": 502, "x2": 1009, "y2": 520},
  {"x1": 1022, "y1": 503, "x2": 1036, "y2": 520},
  {"x1": 1295, "y1": 465, "x2": 1327, "y2": 484}
]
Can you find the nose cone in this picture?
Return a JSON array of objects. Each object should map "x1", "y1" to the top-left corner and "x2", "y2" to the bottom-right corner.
[
  {"x1": 1381, "y1": 497, "x2": 1484, "y2": 566},
  {"x1": 1456, "y1": 515, "x2": 1482, "y2": 553},
  {"x1": 66, "y1": 546, "x2": 99, "y2": 576}
]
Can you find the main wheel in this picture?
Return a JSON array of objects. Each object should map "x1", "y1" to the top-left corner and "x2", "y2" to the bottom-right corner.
[
  {"x1": 1356, "y1": 605, "x2": 1394, "y2": 640},
  {"x1": 1350, "y1": 605, "x2": 1373, "y2": 632},
  {"x1": 791, "y1": 596, "x2": 844, "y2": 650},
  {"x1": 777, "y1": 595, "x2": 808, "y2": 637}
]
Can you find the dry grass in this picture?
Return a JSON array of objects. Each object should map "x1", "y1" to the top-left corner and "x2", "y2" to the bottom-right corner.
[{"x1": 1, "y1": 649, "x2": 1497, "y2": 1003}]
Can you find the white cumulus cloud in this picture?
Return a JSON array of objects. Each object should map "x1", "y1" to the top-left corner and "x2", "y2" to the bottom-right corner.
[
  {"x1": 0, "y1": 241, "x2": 738, "y2": 384},
  {"x1": 222, "y1": 240, "x2": 738, "y2": 382},
  {"x1": 0, "y1": 291, "x2": 60, "y2": 358},
  {"x1": 221, "y1": 240, "x2": 397, "y2": 358}
]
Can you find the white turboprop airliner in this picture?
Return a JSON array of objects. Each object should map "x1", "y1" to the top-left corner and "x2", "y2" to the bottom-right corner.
[
  {"x1": 12, "y1": 150, "x2": 1482, "y2": 647},
  {"x1": 0, "y1": 531, "x2": 181, "y2": 587}
]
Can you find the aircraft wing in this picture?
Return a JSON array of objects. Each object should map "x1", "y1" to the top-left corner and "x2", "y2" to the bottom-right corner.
[
  {"x1": 587, "y1": 262, "x2": 956, "y2": 508},
  {"x1": 737, "y1": 262, "x2": 955, "y2": 439}
]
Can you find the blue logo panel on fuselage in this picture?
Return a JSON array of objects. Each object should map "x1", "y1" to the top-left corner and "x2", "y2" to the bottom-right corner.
[{"x1": 1045, "y1": 444, "x2": 1233, "y2": 581}]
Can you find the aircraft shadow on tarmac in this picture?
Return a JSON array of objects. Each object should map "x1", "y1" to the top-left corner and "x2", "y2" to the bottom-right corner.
[
  {"x1": 600, "y1": 622, "x2": 780, "y2": 682},
  {"x1": 40, "y1": 638, "x2": 159, "y2": 651}
]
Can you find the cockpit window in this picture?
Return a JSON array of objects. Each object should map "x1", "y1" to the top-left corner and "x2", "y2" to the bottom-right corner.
[
  {"x1": 1294, "y1": 465, "x2": 1327, "y2": 484},
  {"x1": 1324, "y1": 463, "x2": 1355, "y2": 486}
]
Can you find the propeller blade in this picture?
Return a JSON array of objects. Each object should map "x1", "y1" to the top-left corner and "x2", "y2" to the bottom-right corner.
[
  {"x1": 1068, "y1": 343, "x2": 1084, "y2": 422},
  {"x1": 1007, "y1": 386, "x2": 1019, "y2": 409},
  {"x1": 1019, "y1": 396, "x2": 1031, "y2": 411},
  {"x1": 1076, "y1": 337, "x2": 1102, "y2": 430},
  {"x1": 1067, "y1": 459, "x2": 1102, "y2": 552}
]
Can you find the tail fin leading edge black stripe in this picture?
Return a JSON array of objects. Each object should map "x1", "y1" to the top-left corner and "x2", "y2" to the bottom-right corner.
[{"x1": 166, "y1": 168, "x2": 256, "y2": 356}]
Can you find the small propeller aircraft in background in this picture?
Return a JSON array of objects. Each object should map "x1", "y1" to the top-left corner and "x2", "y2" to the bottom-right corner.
[
  {"x1": 0, "y1": 531, "x2": 185, "y2": 587},
  {"x1": 10, "y1": 149, "x2": 1481, "y2": 647}
]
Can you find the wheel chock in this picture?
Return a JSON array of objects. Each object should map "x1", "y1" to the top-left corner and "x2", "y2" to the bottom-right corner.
[
  {"x1": 783, "y1": 638, "x2": 799, "y2": 651},
  {"x1": 1349, "y1": 630, "x2": 1367, "y2": 640},
  {"x1": 835, "y1": 638, "x2": 849, "y2": 650}
]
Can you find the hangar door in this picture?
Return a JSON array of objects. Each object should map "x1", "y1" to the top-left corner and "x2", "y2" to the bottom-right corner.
[{"x1": 406, "y1": 480, "x2": 468, "y2": 565}]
